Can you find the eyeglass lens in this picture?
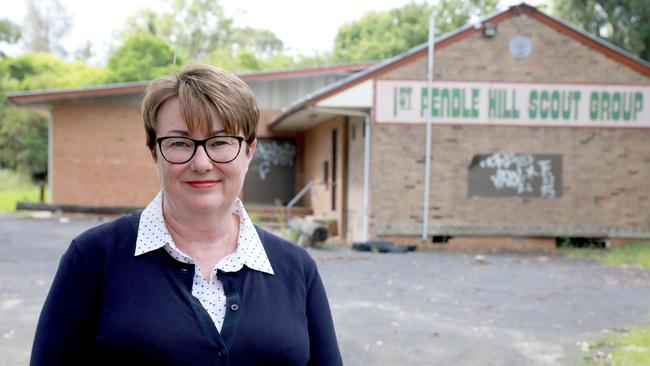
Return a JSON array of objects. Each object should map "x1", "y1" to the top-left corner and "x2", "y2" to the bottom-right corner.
[{"x1": 160, "y1": 137, "x2": 241, "y2": 163}]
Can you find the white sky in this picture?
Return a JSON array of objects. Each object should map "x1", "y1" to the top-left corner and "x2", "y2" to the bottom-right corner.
[{"x1": 2, "y1": 0, "x2": 543, "y2": 64}]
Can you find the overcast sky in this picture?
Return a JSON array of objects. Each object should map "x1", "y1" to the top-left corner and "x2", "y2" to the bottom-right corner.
[{"x1": 3, "y1": 0, "x2": 541, "y2": 64}]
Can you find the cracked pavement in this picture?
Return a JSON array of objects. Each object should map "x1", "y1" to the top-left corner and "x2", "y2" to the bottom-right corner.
[{"x1": 1, "y1": 213, "x2": 650, "y2": 365}]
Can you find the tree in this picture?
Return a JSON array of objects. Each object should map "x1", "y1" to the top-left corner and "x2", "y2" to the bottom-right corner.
[
  {"x1": 0, "y1": 52, "x2": 107, "y2": 178},
  {"x1": 120, "y1": 0, "x2": 292, "y2": 68},
  {"x1": 0, "y1": 103, "x2": 47, "y2": 176},
  {"x1": 122, "y1": 0, "x2": 234, "y2": 62},
  {"x1": 167, "y1": 0, "x2": 235, "y2": 61},
  {"x1": 204, "y1": 47, "x2": 239, "y2": 72},
  {"x1": 333, "y1": 0, "x2": 499, "y2": 62},
  {"x1": 122, "y1": 8, "x2": 162, "y2": 37},
  {"x1": 106, "y1": 32, "x2": 179, "y2": 83},
  {"x1": 0, "y1": 19, "x2": 21, "y2": 45},
  {"x1": 235, "y1": 48, "x2": 262, "y2": 71},
  {"x1": 204, "y1": 48, "x2": 330, "y2": 73},
  {"x1": 232, "y1": 27, "x2": 284, "y2": 59},
  {"x1": 553, "y1": 0, "x2": 650, "y2": 61},
  {"x1": 0, "y1": 53, "x2": 107, "y2": 91},
  {"x1": 73, "y1": 40, "x2": 94, "y2": 62},
  {"x1": 0, "y1": 18, "x2": 21, "y2": 57},
  {"x1": 21, "y1": 0, "x2": 72, "y2": 57}
]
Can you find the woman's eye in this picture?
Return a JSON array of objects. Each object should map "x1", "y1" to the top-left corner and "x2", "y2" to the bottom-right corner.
[
  {"x1": 170, "y1": 141, "x2": 191, "y2": 148},
  {"x1": 209, "y1": 140, "x2": 228, "y2": 147}
]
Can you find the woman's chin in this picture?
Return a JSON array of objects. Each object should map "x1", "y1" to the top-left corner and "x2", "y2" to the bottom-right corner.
[{"x1": 186, "y1": 193, "x2": 233, "y2": 213}]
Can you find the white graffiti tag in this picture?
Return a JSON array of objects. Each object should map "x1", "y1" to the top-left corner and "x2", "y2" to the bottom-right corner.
[
  {"x1": 480, "y1": 153, "x2": 537, "y2": 194},
  {"x1": 479, "y1": 152, "x2": 557, "y2": 198},
  {"x1": 537, "y1": 160, "x2": 555, "y2": 198},
  {"x1": 254, "y1": 141, "x2": 295, "y2": 180}
]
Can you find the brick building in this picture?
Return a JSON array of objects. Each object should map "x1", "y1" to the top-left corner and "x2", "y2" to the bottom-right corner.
[
  {"x1": 8, "y1": 63, "x2": 372, "y2": 214},
  {"x1": 10, "y1": 4, "x2": 650, "y2": 248}
]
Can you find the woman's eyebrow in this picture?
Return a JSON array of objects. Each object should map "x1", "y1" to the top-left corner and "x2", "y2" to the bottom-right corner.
[
  {"x1": 163, "y1": 129, "x2": 227, "y2": 137},
  {"x1": 166, "y1": 130, "x2": 190, "y2": 136},
  {"x1": 210, "y1": 130, "x2": 226, "y2": 136}
]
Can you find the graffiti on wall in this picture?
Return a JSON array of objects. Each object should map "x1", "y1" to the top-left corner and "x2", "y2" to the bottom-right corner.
[
  {"x1": 253, "y1": 140, "x2": 296, "y2": 181},
  {"x1": 244, "y1": 138, "x2": 296, "y2": 205},
  {"x1": 468, "y1": 153, "x2": 562, "y2": 198}
]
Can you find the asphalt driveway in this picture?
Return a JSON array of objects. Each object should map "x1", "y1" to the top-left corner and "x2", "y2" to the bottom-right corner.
[{"x1": 1, "y1": 213, "x2": 650, "y2": 365}]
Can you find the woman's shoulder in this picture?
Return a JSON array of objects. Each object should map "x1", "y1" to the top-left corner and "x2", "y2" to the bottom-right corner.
[
  {"x1": 72, "y1": 211, "x2": 140, "y2": 255},
  {"x1": 255, "y1": 226, "x2": 317, "y2": 268}
]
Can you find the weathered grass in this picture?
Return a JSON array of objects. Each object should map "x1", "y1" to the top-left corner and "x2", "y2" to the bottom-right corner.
[
  {"x1": 580, "y1": 325, "x2": 650, "y2": 365},
  {"x1": 247, "y1": 212, "x2": 260, "y2": 225},
  {"x1": 562, "y1": 241, "x2": 650, "y2": 269},
  {"x1": 567, "y1": 242, "x2": 650, "y2": 365},
  {"x1": 0, "y1": 169, "x2": 45, "y2": 212}
]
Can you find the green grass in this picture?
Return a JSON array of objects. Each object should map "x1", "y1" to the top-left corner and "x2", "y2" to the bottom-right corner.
[
  {"x1": 0, "y1": 188, "x2": 42, "y2": 211},
  {"x1": 580, "y1": 325, "x2": 650, "y2": 365},
  {"x1": 562, "y1": 241, "x2": 650, "y2": 269},
  {"x1": 566, "y1": 242, "x2": 650, "y2": 365},
  {"x1": 247, "y1": 212, "x2": 260, "y2": 225},
  {"x1": 0, "y1": 169, "x2": 45, "y2": 212}
]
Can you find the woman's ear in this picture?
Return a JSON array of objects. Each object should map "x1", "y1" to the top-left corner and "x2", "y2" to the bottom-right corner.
[
  {"x1": 246, "y1": 139, "x2": 257, "y2": 161},
  {"x1": 149, "y1": 148, "x2": 157, "y2": 162}
]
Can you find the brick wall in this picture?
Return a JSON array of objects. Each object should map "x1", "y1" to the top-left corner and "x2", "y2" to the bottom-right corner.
[
  {"x1": 383, "y1": 13, "x2": 647, "y2": 84},
  {"x1": 303, "y1": 116, "x2": 347, "y2": 235},
  {"x1": 370, "y1": 13, "x2": 650, "y2": 240},
  {"x1": 370, "y1": 124, "x2": 650, "y2": 237},
  {"x1": 257, "y1": 109, "x2": 280, "y2": 138},
  {"x1": 50, "y1": 102, "x2": 304, "y2": 208},
  {"x1": 52, "y1": 104, "x2": 159, "y2": 207}
]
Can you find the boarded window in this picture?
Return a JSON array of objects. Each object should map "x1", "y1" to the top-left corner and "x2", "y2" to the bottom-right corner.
[
  {"x1": 243, "y1": 138, "x2": 296, "y2": 204},
  {"x1": 468, "y1": 153, "x2": 562, "y2": 198}
]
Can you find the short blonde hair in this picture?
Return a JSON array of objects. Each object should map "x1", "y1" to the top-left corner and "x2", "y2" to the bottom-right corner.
[{"x1": 142, "y1": 64, "x2": 259, "y2": 149}]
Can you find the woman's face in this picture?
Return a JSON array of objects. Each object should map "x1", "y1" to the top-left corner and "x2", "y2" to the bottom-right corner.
[{"x1": 153, "y1": 97, "x2": 256, "y2": 216}]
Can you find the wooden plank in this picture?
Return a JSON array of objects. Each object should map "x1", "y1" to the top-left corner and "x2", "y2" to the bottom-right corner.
[{"x1": 16, "y1": 201, "x2": 141, "y2": 215}]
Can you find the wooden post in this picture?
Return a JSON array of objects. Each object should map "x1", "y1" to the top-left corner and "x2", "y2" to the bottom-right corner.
[{"x1": 39, "y1": 180, "x2": 45, "y2": 202}]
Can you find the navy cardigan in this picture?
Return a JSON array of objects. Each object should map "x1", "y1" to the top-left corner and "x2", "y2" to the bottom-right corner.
[{"x1": 31, "y1": 212, "x2": 342, "y2": 365}]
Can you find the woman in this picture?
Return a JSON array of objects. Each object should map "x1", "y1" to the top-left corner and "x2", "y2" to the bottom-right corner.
[{"x1": 31, "y1": 64, "x2": 343, "y2": 365}]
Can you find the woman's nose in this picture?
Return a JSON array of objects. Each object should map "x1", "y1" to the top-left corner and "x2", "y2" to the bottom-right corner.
[{"x1": 189, "y1": 144, "x2": 213, "y2": 172}]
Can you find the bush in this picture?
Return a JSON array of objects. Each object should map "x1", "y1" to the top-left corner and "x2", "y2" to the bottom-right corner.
[
  {"x1": 0, "y1": 102, "x2": 48, "y2": 178},
  {"x1": 0, "y1": 169, "x2": 43, "y2": 212}
]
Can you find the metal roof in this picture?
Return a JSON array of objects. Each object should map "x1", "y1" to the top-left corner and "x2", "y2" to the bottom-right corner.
[{"x1": 6, "y1": 62, "x2": 377, "y2": 106}]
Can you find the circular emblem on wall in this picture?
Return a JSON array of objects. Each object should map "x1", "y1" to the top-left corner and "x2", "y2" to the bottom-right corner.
[{"x1": 509, "y1": 34, "x2": 533, "y2": 60}]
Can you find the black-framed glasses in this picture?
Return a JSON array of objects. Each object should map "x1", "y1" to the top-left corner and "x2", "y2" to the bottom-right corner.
[{"x1": 156, "y1": 136, "x2": 245, "y2": 164}]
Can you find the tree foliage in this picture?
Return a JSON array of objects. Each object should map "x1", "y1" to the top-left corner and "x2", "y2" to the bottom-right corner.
[
  {"x1": 21, "y1": 0, "x2": 72, "y2": 57},
  {"x1": 73, "y1": 40, "x2": 94, "y2": 62},
  {"x1": 0, "y1": 18, "x2": 21, "y2": 58},
  {"x1": 231, "y1": 27, "x2": 284, "y2": 59},
  {"x1": 0, "y1": 100, "x2": 47, "y2": 176},
  {"x1": 333, "y1": 0, "x2": 499, "y2": 62},
  {"x1": 106, "y1": 32, "x2": 178, "y2": 83},
  {"x1": 553, "y1": 0, "x2": 650, "y2": 61},
  {"x1": 0, "y1": 19, "x2": 21, "y2": 45},
  {"x1": 122, "y1": 0, "x2": 234, "y2": 62},
  {"x1": 163, "y1": 0, "x2": 235, "y2": 61},
  {"x1": 203, "y1": 47, "x2": 328, "y2": 73},
  {"x1": 120, "y1": 0, "x2": 317, "y2": 72},
  {"x1": 0, "y1": 52, "x2": 106, "y2": 178},
  {"x1": 0, "y1": 53, "x2": 107, "y2": 91}
]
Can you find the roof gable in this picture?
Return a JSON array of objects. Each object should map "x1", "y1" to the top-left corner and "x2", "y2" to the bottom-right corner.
[{"x1": 269, "y1": 3, "x2": 650, "y2": 129}]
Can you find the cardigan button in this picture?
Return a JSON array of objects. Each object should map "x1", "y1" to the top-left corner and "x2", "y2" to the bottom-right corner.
[{"x1": 230, "y1": 304, "x2": 239, "y2": 311}]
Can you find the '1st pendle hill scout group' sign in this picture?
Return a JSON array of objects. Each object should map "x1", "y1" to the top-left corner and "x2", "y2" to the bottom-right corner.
[{"x1": 376, "y1": 80, "x2": 650, "y2": 127}]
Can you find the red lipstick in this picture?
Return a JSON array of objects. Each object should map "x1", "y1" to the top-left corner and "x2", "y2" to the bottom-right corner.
[{"x1": 185, "y1": 180, "x2": 219, "y2": 188}]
